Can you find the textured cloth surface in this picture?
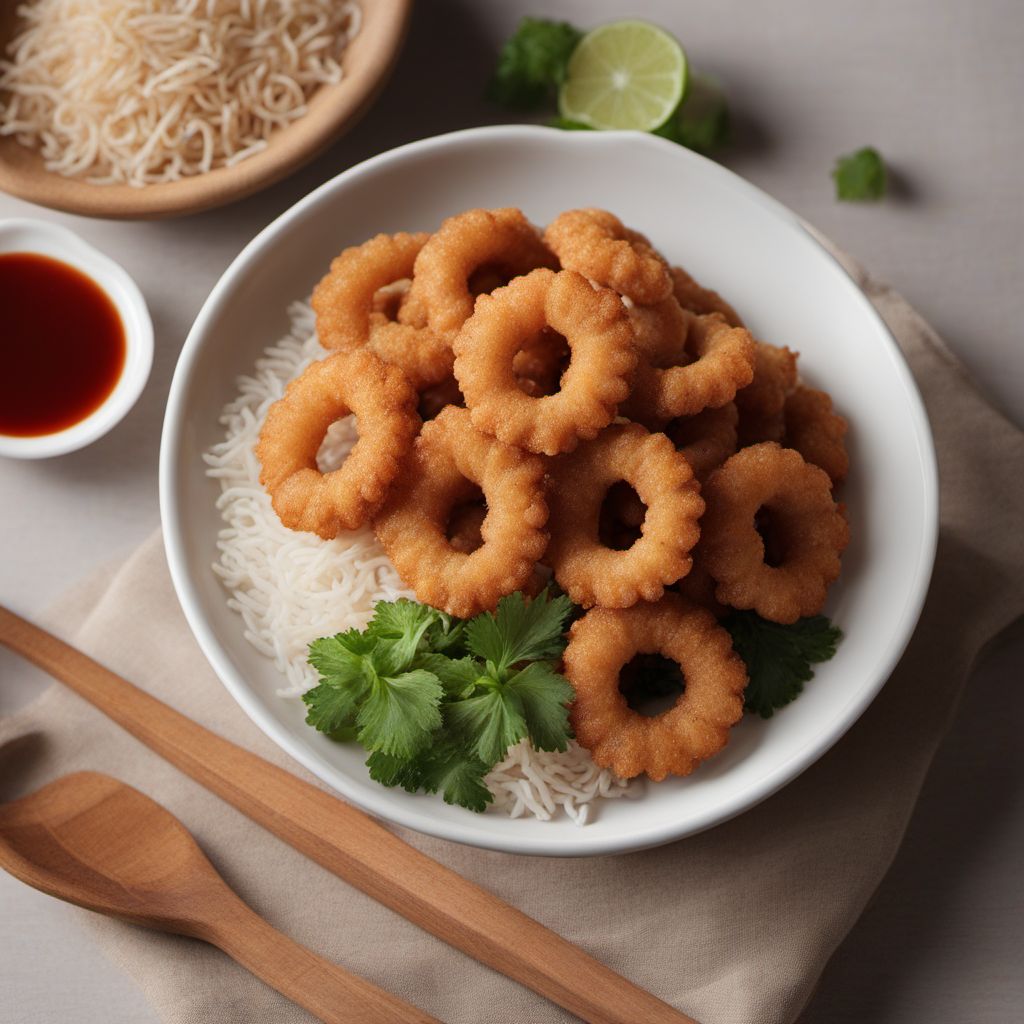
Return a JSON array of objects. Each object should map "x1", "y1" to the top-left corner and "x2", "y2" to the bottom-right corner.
[{"x1": 1, "y1": 251, "x2": 1022, "y2": 1024}]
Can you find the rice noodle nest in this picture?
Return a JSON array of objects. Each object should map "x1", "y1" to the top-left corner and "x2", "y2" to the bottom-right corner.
[
  {"x1": 544, "y1": 208, "x2": 673, "y2": 304},
  {"x1": 546, "y1": 423, "x2": 705, "y2": 608},
  {"x1": 405, "y1": 207, "x2": 557, "y2": 341},
  {"x1": 372, "y1": 406, "x2": 549, "y2": 618},
  {"x1": 563, "y1": 595, "x2": 748, "y2": 780},
  {"x1": 784, "y1": 385, "x2": 850, "y2": 485},
  {"x1": 310, "y1": 232, "x2": 453, "y2": 389},
  {"x1": 700, "y1": 442, "x2": 849, "y2": 624},
  {"x1": 453, "y1": 268, "x2": 638, "y2": 456},
  {"x1": 624, "y1": 312, "x2": 756, "y2": 423},
  {"x1": 257, "y1": 349, "x2": 419, "y2": 540}
]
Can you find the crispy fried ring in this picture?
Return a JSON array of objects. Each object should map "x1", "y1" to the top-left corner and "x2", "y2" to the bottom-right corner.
[
  {"x1": 735, "y1": 341, "x2": 799, "y2": 446},
  {"x1": 511, "y1": 326, "x2": 571, "y2": 398},
  {"x1": 310, "y1": 232, "x2": 453, "y2": 389},
  {"x1": 546, "y1": 423, "x2": 705, "y2": 608},
  {"x1": 669, "y1": 265, "x2": 744, "y2": 327},
  {"x1": 664, "y1": 402, "x2": 739, "y2": 481},
  {"x1": 564, "y1": 595, "x2": 747, "y2": 780},
  {"x1": 624, "y1": 312, "x2": 755, "y2": 423},
  {"x1": 454, "y1": 269, "x2": 637, "y2": 455},
  {"x1": 373, "y1": 406, "x2": 548, "y2": 617},
  {"x1": 544, "y1": 208, "x2": 672, "y2": 304},
  {"x1": 405, "y1": 208, "x2": 557, "y2": 342},
  {"x1": 627, "y1": 293, "x2": 690, "y2": 365},
  {"x1": 700, "y1": 442, "x2": 849, "y2": 624},
  {"x1": 784, "y1": 385, "x2": 849, "y2": 485},
  {"x1": 257, "y1": 349, "x2": 419, "y2": 539}
]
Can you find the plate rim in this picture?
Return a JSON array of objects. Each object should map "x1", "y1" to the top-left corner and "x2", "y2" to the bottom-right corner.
[{"x1": 159, "y1": 124, "x2": 939, "y2": 857}]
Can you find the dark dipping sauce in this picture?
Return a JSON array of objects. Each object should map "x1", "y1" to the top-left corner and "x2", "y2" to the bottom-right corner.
[{"x1": 0, "y1": 252, "x2": 126, "y2": 437}]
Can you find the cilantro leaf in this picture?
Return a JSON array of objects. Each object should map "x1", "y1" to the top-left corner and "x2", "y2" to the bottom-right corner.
[
  {"x1": 356, "y1": 668, "x2": 443, "y2": 757},
  {"x1": 417, "y1": 743, "x2": 493, "y2": 813},
  {"x1": 504, "y1": 661, "x2": 574, "y2": 752},
  {"x1": 446, "y1": 686, "x2": 528, "y2": 764},
  {"x1": 426, "y1": 614, "x2": 466, "y2": 656},
  {"x1": 465, "y1": 588, "x2": 573, "y2": 675},
  {"x1": 725, "y1": 612, "x2": 843, "y2": 718},
  {"x1": 367, "y1": 744, "x2": 492, "y2": 812},
  {"x1": 832, "y1": 146, "x2": 887, "y2": 201},
  {"x1": 308, "y1": 630, "x2": 373, "y2": 682},
  {"x1": 548, "y1": 116, "x2": 592, "y2": 131},
  {"x1": 654, "y1": 74, "x2": 730, "y2": 154},
  {"x1": 367, "y1": 599, "x2": 440, "y2": 672},
  {"x1": 365, "y1": 750, "x2": 427, "y2": 792},
  {"x1": 415, "y1": 652, "x2": 482, "y2": 697},
  {"x1": 487, "y1": 17, "x2": 583, "y2": 110},
  {"x1": 302, "y1": 681, "x2": 361, "y2": 734}
]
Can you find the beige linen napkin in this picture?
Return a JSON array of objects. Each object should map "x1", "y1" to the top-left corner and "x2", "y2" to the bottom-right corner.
[{"x1": 2, "y1": 251, "x2": 1022, "y2": 1024}]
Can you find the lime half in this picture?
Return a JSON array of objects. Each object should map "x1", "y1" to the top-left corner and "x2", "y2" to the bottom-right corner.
[{"x1": 558, "y1": 20, "x2": 687, "y2": 132}]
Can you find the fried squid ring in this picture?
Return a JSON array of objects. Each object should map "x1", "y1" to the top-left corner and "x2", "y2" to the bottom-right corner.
[
  {"x1": 669, "y1": 265, "x2": 744, "y2": 327},
  {"x1": 257, "y1": 349, "x2": 419, "y2": 540},
  {"x1": 405, "y1": 208, "x2": 557, "y2": 342},
  {"x1": 672, "y1": 546, "x2": 729, "y2": 618},
  {"x1": 544, "y1": 208, "x2": 672, "y2": 304},
  {"x1": 373, "y1": 406, "x2": 548, "y2": 617},
  {"x1": 512, "y1": 326, "x2": 571, "y2": 397},
  {"x1": 310, "y1": 232, "x2": 453, "y2": 389},
  {"x1": 546, "y1": 423, "x2": 705, "y2": 608},
  {"x1": 664, "y1": 402, "x2": 739, "y2": 481},
  {"x1": 626, "y1": 293, "x2": 690, "y2": 365},
  {"x1": 623, "y1": 312, "x2": 755, "y2": 423},
  {"x1": 700, "y1": 442, "x2": 849, "y2": 624},
  {"x1": 563, "y1": 595, "x2": 747, "y2": 780},
  {"x1": 784, "y1": 385, "x2": 849, "y2": 485},
  {"x1": 416, "y1": 374, "x2": 464, "y2": 421},
  {"x1": 454, "y1": 269, "x2": 637, "y2": 455},
  {"x1": 735, "y1": 341, "x2": 799, "y2": 446}
]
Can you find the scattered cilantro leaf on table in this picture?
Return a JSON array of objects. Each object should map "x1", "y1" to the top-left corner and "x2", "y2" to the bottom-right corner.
[
  {"x1": 303, "y1": 588, "x2": 575, "y2": 812},
  {"x1": 725, "y1": 612, "x2": 843, "y2": 718},
  {"x1": 487, "y1": 17, "x2": 583, "y2": 109},
  {"x1": 832, "y1": 146, "x2": 887, "y2": 201}
]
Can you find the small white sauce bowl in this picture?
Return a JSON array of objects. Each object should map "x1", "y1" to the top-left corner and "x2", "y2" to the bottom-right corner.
[{"x1": 0, "y1": 219, "x2": 153, "y2": 459}]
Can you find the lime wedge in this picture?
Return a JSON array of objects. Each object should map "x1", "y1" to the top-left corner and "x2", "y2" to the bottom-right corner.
[{"x1": 558, "y1": 20, "x2": 687, "y2": 132}]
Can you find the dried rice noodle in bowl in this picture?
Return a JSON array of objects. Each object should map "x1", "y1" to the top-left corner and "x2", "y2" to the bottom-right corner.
[
  {"x1": 0, "y1": 0, "x2": 362, "y2": 186},
  {"x1": 204, "y1": 301, "x2": 637, "y2": 823}
]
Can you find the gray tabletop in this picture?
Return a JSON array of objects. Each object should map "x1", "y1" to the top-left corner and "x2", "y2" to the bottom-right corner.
[{"x1": 1, "y1": 1, "x2": 1022, "y2": 1021}]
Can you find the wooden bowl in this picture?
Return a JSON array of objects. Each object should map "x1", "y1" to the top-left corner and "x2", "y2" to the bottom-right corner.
[{"x1": 0, "y1": 0, "x2": 411, "y2": 219}]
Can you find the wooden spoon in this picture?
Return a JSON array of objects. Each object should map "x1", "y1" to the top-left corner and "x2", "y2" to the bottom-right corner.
[
  {"x1": 0, "y1": 605, "x2": 698, "y2": 1024},
  {"x1": 0, "y1": 770, "x2": 440, "y2": 1024}
]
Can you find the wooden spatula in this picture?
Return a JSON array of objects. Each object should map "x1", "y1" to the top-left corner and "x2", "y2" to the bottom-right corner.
[
  {"x1": 0, "y1": 770, "x2": 441, "y2": 1024},
  {"x1": 0, "y1": 605, "x2": 698, "y2": 1024}
]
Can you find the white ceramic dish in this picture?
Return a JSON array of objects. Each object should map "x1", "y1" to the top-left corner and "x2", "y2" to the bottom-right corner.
[
  {"x1": 0, "y1": 219, "x2": 153, "y2": 459},
  {"x1": 160, "y1": 126, "x2": 938, "y2": 857}
]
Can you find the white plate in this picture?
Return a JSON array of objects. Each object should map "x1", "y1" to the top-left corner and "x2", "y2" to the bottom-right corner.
[{"x1": 160, "y1": 126, "x2": 937, "y2": 857}]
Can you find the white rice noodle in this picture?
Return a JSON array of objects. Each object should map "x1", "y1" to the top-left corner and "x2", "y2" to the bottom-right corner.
[
  {"x1": 204, "y1": 301, "x2": 638, "y2": 824},
  {"x1": 0, "y1": 0, "x2": 361, "y2": 185}
]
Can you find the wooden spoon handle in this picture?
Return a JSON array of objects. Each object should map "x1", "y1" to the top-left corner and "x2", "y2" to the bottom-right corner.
[
  {"x1": 0, "y1": 606, "x2": 698, "y2": 1024},
  {"x1": 205, "y1": 894, "x2": 440, "y2": 1024}
]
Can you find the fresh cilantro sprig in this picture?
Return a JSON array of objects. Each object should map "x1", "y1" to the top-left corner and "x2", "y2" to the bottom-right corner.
[
  {"x1": 725, "y1": 612, "x2": 843, "y2": 718},
  {"x1": 832, "y1": 146, "x2": 887, "y2": 201},
  {"x1": 486, "y1": 17, "x2": 583, "y2": 109},
  {"x1": 303, "y1": 590, "x2": 575, "y2": 812}
]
